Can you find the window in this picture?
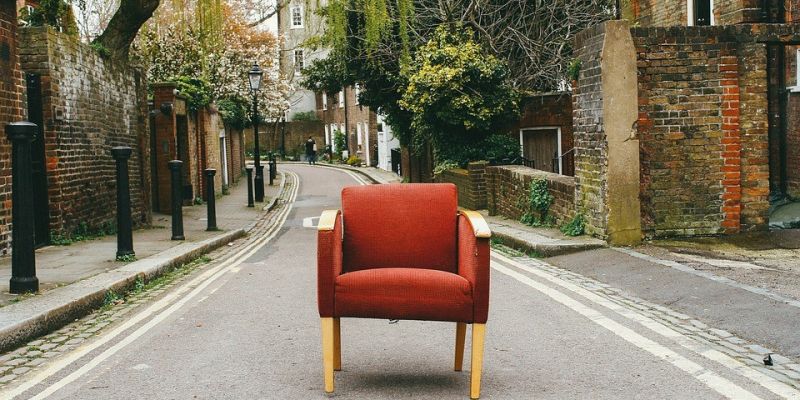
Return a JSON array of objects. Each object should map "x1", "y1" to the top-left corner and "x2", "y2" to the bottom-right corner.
[
  {"x1": 324, "y1": 125, "x2": 330, "y2": 145},
  {"x1": 354, "y1": 83, "x2": 361, "y2": 105},
  {"x1": 338, "y1": 91, "x2": 344, "y2": 108},
  {"x1": 294, "y1": 50, "x2": 304, "y2": 72},
  {"x1": 291, "y1": 6, "x2": 303, "y2": 28},
  {"x1": 688, "y1": 0, "x2": 713, "y2": 26},
  {"x1": 322, "y1": 92, "x2": 328, "y2": 110}
]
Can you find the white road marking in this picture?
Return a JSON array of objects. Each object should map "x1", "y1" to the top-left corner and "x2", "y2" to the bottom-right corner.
[
  {"x1": 490, "y1": 257, "x2": 762, "y2": 400},
  {"x1": 492, "y1": 252, "x2": 800, "y2": 400},
  {"x1": 673, "y1": 253, "x2": 771, "y2": 271},
  {"x1": 303, "y1": 216, "x2": 320, "y2": 228},
  {"x1": 311, "y1": 164, "x2": 371, "y2": 185},
  {"x1": 3, "y1": 172, "x2": 300, "y2": 400}
]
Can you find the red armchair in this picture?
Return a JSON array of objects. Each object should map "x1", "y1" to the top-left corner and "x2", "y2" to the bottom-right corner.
[{"x1": 317, "y1": 183, "x2": 491, "y2": 399}]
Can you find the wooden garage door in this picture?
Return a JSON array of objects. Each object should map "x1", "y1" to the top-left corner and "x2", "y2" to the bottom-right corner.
[{"x1": 522, "y1": 128, "x2": 559, "y2": 174}]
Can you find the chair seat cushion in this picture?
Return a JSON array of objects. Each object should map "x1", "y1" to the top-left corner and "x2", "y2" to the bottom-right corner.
[{"x1": 334, "y1": 268, "x2": 474, "y2": 322}]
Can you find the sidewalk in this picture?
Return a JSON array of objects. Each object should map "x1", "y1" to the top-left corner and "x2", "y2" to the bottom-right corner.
[
  {"x1": 482, "y1": 213, "x2": 605, "y2": 256},
  {"x1": 0, "y1": 173, "x2": 285, "y2": 351}
]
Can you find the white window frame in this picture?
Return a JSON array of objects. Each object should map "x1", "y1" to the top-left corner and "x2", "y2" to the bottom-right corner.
[
  {"x1": 519, "y1": 127, "x2": 563, "y2": 175},
  {"x1": 356, "y1": 123, "x2": 363, "y2": 146},
  {"x1": 363, "y1": 123, "x2": 370, "y2": 166},
  {"x1": 293, "y1": 49, "x2": 304, "y2": 72},
  {"x1": 322, "y1": 92, "x2": 328, "y2": 110},
  {"x1": 290, "y1": 5, "x2": 304, "y2": 28},
  {"x1": 338, "y1": 91, "x2": 345, "y2": 108},
  {"x1": 687, "y1": 0, "x2": 715, "y2": 26},
  {"x1": 324, "y1": 125, "x2": 330, "y2": 146},
  {"x1": 354, "y1": 84, "x2": 361, "y2": 105}
]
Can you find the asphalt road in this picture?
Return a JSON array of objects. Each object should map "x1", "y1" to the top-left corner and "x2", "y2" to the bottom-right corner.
[{"x1": 8, "y1": 164, "x2": 800, "y2": 399}]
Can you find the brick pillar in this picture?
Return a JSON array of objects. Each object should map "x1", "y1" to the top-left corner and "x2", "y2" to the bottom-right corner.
[
  {"x1": 467, "y1": 161, "x2": 488, "y2": 210},
  {"x1": 720, "y1": 54, "x2": 742, "y2": 234}
]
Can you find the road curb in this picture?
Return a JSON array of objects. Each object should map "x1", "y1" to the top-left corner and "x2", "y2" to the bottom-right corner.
[
  {"x1": 0, "y1": 229, "x2": 246, "y2": 353},
  {"x1": 263, "y1": 171, "x2": 287, "y2": 212},
  {"x1": 492, "y1": 230, "x2": 605, "y2": 257}
]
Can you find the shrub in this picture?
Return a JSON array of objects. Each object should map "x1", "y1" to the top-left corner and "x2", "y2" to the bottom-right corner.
[
  {"x1": 346, "y1": 155, "x2": 362, "y2": 166},
  {"x1": 292, "y1": 111, "x2": 319, "y2": 121},
  {"x1": 560, "y1": 213, "x2": 585, "y2": 236}
]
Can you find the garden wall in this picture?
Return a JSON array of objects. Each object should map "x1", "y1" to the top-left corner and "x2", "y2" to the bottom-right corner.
[
  {"x1": 19, "y1": 26, "x2": 151, "y2": 237},
  {"x1": 434, "y1": 161, "x2": 488, "y2": 210},
  {"x1": 486, "y1": 165, "x2": 575, "y2": 225}
]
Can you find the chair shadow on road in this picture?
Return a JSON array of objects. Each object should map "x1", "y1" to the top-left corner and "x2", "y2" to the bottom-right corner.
[{"x1": 344, "y1": 371, "x2": 464, "y2": 390}]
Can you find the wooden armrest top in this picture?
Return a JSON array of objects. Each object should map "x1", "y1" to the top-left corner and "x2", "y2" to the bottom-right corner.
[
  {"x1": 318, "y1": 210, "x2": 340, "y2": 231},
  {"x1": 460, "y1": 210, "x2": 492, "y2": 238}
]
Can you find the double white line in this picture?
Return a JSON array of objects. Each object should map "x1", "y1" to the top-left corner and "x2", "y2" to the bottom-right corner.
[
  {"x1": 4, "y1": 171, "x2": 300, "y2": 399},
  {"x1": 491, "y1": 251, "x2": 800, "y2": 400}
]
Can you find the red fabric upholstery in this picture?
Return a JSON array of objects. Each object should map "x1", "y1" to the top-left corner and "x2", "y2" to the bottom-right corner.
[
  {"x1": 341, "y1": 184, "x2": 458, "y2": 273},
  {"x1": 334, "y1": 268, "x2": 474, "y2": 322},
  {"x1": 316, "y1": 183, "x2": 490, "y2": 324},
  {"x1": 457, "y1": 214, "x2": 490, "y2": 324},
  {"x1": 317, "y1": 211, "x2": 343, "y2": 318}
]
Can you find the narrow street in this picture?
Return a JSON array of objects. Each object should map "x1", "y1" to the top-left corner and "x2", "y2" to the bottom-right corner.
[{"x1": 4, "y1": 165, "x2": 799, "y2": 399}]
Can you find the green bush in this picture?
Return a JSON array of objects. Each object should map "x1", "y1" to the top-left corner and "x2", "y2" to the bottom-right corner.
[
  {"x1": 333, "y1": 130, "x2": 346, "y2": 158},
  {"x1": 172, "y1": 76, "x2": 213, "y2": 112},
  {"x1": 20, "y1": 0, "x2": 78, "y2": 35},
  {"x1": 436, "y1": 133, "x2": 520, "y2": 167},
  {"x1": 217, "y1": 96, "x2": 250, "y2": 130},
  {"x1": 346, "y1": 155, "x2": 362, "y2": 166},
  {"x1": 520, "y1": 179, "x2": 553, "y2": 227},
  {"x1": 560, "y1": 213, "x2": 585, "y2": 236},
  {"x1": 292, "y1": 111, "x2": 319, "y2": 121}
]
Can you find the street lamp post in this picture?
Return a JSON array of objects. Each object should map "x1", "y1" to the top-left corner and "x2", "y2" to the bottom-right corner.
[{"x1": 249, "y1": 62, "x2": 265, "y2": 202}]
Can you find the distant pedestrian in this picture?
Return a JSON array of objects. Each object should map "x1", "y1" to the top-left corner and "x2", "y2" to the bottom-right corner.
[{"x1": 305, "y1": 137, "x2": 317, "y2": 165}]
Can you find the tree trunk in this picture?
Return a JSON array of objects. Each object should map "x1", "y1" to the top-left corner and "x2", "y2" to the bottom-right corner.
[{"x1": 94, "y1": 0, "x2": 160, "y2": 61}]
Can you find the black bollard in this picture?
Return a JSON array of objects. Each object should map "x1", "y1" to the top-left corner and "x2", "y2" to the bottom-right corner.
[
  {"x1": 246, "y1": 166, "x2": 254, "y2": 208},
  {"x1": 268, "y1": 159, "x2": 274, "y2": 186},
  {"x1": 270, "y1": 154, "x2": 277, "y2": 182},
  {"x1": 111, "y1": 146, "x2": 134, "y2": 259},
  {"x1": 255, "y1": 165, "x2": 265, "y2": 202},
  {"x1": 6, "y1": 122, "x2": 38, "y2": 294},
  {"x1": 169, "y1": 160, "x2": 185, "y2": 240},
  {"x1": 205, "y1": 169, "x2": 217, "y2": 231}
]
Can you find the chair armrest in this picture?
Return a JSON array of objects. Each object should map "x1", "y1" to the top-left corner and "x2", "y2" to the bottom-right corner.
[
  {"x1": 318, "y1": 210, "x2": 343, "y2": 318},
  {"x1": 457, "y1": 212, "x2": 491, "y2": 324}
]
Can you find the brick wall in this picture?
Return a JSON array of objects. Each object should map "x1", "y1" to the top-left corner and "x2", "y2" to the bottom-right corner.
[
  {"x1": 19, "y1": 27, "x2": 150, "y2": 237},
  {"x1": 434, "y1": 161, "x2": 488, "y2": 210},
  {"x1": 486, "y1": 165, "x2": 576, "y2": 225},
  {"x1": 511, "y1": 93, "x2": 575, "y2": 176},
  {"x1": 634, "y1": 0, "x2": 764, "y2": 27},
  {"x1": 0, "y1": 0, "x2": 25, "y2": 254},
  {"x1": 572, "y1": 23, "x2": 608, "y2": 238},
  {"x1": 631, "y1": 25, "x2": 774, "y2": 236},
  {"x1": 788, "y1": 92, "x2": 800, "y2": 197}
]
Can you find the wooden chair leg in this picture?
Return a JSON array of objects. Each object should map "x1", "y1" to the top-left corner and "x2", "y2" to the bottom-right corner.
[
  {"x1": 470, "y1": 324, "x2": 486, "y2": 399},
  {"x1": 320, "y1": 318, "x2": 335, "y2": 393},
  {"x1": 454, "y1": 322, "x2": 467, "y2": 371},
  {"x1": 333, "y1": 317, "x2": 342, "y2": 371}
]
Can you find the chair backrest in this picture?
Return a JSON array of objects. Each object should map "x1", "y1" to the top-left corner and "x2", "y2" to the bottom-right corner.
[{"x1": 341, "y1": 183, "x2": 458, "y2": 273}]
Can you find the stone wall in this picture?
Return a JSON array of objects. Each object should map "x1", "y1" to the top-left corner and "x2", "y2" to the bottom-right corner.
[
  {"x1": 19, "y1": 27, "x2": 150, "y2": 237},
  {"x1": 631, "y1": 25, "x2": 771, "y2": 236},
  {"x1": 434, "y1": 161, "x2": 488, "y2": 210},
  {"x1": 486, "y1": 165, "x2": 576, "y2": 225},
  {"x1": 0, "y1": 0, "x2": 25, "y2": 254}
]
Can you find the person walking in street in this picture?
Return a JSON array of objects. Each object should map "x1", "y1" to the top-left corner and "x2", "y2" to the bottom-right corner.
[{"x1": 305, "y1": 137, "x2": 317, "y2": 165}]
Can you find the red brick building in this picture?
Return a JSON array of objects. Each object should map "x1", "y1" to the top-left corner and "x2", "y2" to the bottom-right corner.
[{"x1": 315, "y1": 86, "x2": 378, "y2": 166}]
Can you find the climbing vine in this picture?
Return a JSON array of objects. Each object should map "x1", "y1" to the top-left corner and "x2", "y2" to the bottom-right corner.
[{"x1": 520, "y1": 179, "x2": 553, "y2": 227}]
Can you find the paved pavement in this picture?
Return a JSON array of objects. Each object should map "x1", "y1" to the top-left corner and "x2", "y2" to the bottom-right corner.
[
  {"x1": 2, "y1": 164, "x2": 798, "y2": 399},
  {"x1": 0, "y1": 176, "x2": 282, "y2": 307}
]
